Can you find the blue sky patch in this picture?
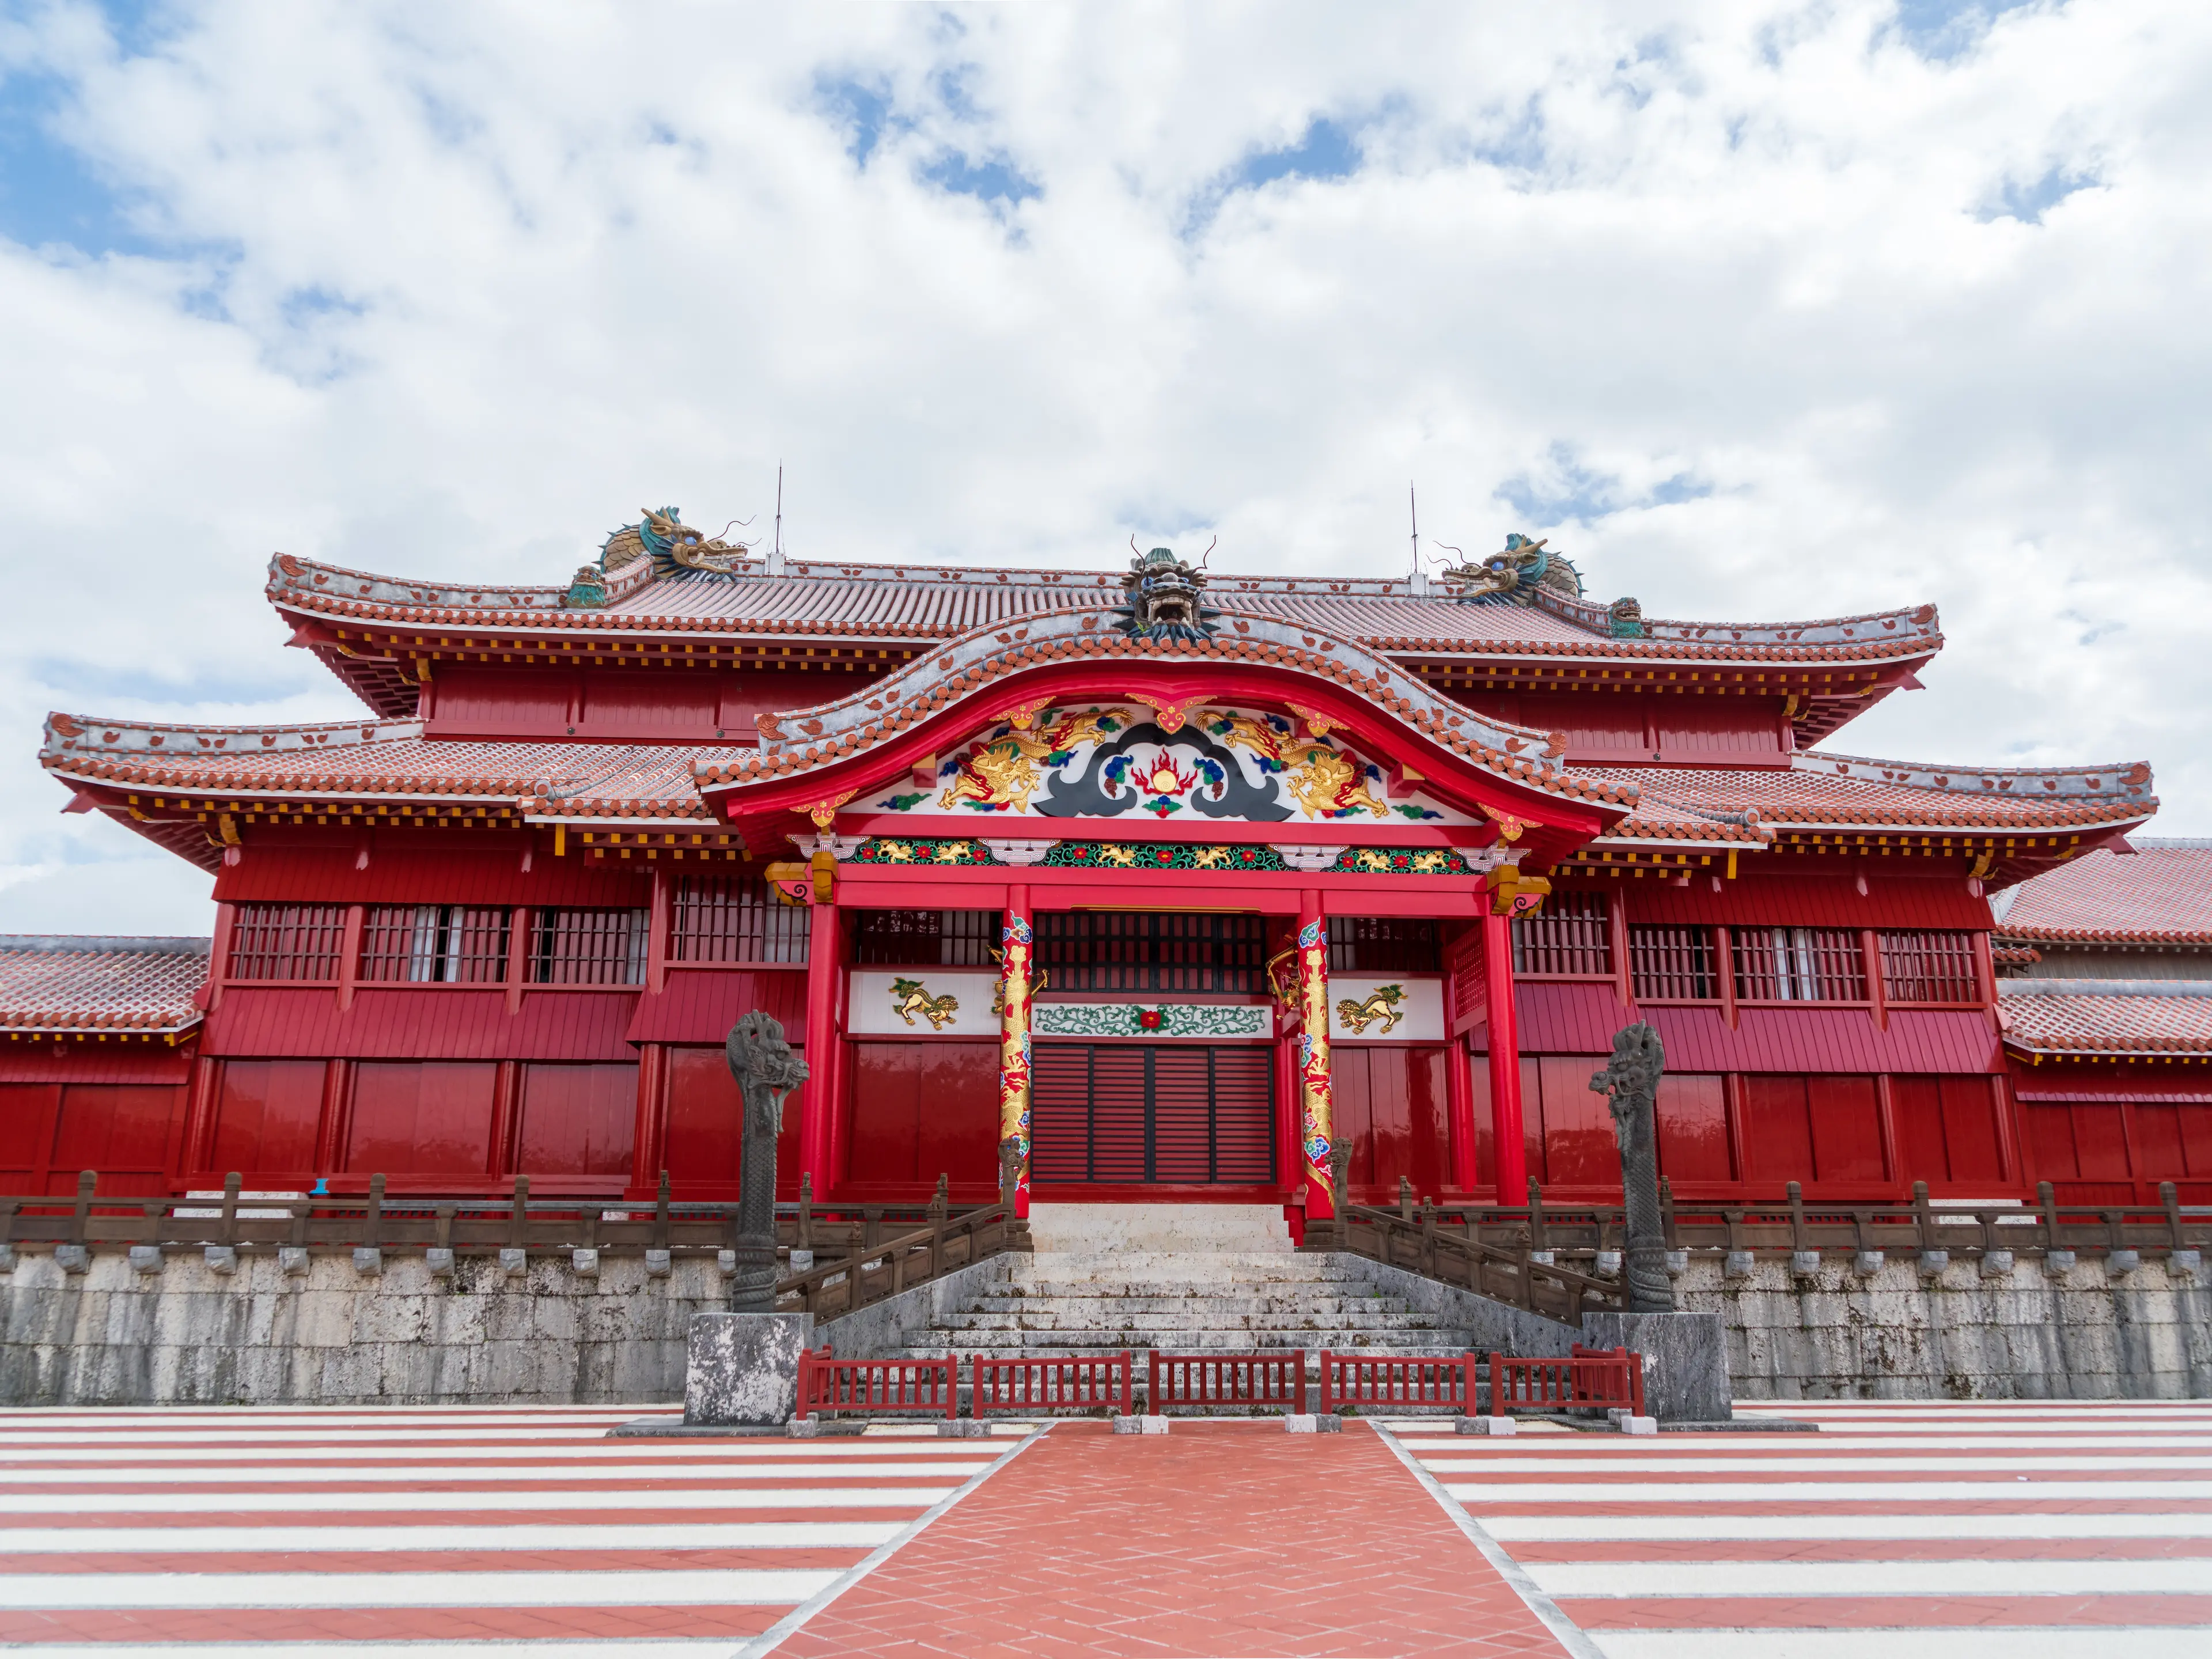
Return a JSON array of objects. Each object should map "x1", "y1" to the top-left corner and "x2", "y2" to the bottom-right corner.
[
  {"x1": 1891, "y1": 1, "x2": 2043, "y2": 62},
  {"x1": 921, "y1": 149, "x2": 1040, "y2": 209},
  {"x1": 1497, "y1": 445, "x2": 1713, "y2": 524},
  {"x1": 1982, "y1": 164, "x2": 2099, "y2": 225}
]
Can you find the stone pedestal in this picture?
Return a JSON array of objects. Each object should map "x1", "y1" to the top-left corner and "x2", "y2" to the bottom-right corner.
[
  {"x1": 684, "y1": 1312, "x2": 814, "y2": 1427},
  {"x1": 1580, "y1": 1309, "x2": 1732, "y2": 1423}
]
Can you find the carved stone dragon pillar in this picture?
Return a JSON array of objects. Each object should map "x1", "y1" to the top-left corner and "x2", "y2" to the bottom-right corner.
[
  {"x1": 725, "y1": 1010, "x2": 810, "y2": 1315},
  {"x1": 1589, "y1": 1022, "x2": 1676, "y2": 1314}
]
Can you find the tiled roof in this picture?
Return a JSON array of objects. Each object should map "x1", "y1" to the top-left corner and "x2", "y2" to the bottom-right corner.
[
  {"x1": 1999, "y1": 979, "x2": 2212, "y2": 1057},
  {"x1": 1576, "y1": 752, "x2": 2154, "y2": 842},
  {"x1": 1994, "y1": 843, "x2": 2212, "y2": 945},
  {"x1": 264, "y1": 553, "x2": 1944, "y2": 668},
  {"x1": 0, "y1": 937, "x2": 209, "y2": 1034}
]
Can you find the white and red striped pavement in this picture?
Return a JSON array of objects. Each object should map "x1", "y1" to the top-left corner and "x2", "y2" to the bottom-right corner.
[
  {"x1": 1398, "y1": 1398, "x2": 2212, "y2": 1658},
  {"x1": 0, "y1": 1404, "x2": 1026, "y2": 1654}
]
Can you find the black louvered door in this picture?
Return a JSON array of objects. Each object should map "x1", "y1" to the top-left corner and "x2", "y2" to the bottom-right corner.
[{"x1": 1031, "y1": 1043, "x2": 1275, "y2": 1185}]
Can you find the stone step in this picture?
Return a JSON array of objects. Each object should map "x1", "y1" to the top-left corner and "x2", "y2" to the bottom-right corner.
[
  {"x1": 1007, "y1": 1281, "x2": 1391, "y2": 1301},
  {"x1": 961, "y1": 1298, "x2": 1418, "y2": 1320},
  {"x1": 939, "y1": 1313, "x2": 1446, "y2": 1336},
  {"x1": 986, "y1": 1290, "x2": 1397, "y2": 1310}
]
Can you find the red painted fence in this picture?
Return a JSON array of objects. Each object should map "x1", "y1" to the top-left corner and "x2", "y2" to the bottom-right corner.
[
  {"x1": 1148, "y1": 1350, "x2": 1307, "y2": 1415},
  {"x1": 1318, "y1": 1351, "x2": 1476, "y2": 1415},
  {"x1": 1489, "y1": 1344, "x2": 1644, "y2": 1416},
  {"x1": 972, "y1": 1353, "x2": 1135, "y2": 1417},
  {"x1": 794, "y1": 1349, "x2": 957, "y2": 1421}
]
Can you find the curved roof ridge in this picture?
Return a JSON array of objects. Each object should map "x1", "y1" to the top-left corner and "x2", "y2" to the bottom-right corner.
[
  {"x1": 1792, "y1": 748, "x2": 2154, "y2": 801},
  {"x1": 44, "y1": 710, "x2": 420, "y2": 765}
]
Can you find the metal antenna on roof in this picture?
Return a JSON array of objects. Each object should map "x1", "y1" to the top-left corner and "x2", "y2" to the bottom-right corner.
[
  {"x1": 1410, "y1": 482, "x2": 1419, "y2": 579},
  {"x1": 770, "y1": 465, "x2": 785, "y2": 575}
]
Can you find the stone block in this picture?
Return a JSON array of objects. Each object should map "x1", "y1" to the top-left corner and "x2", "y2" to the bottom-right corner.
[
  {"x1": 1790, "y1": 1251, "x2": 1821, "y2": 1279},
  {"x1": 1724, "y1": 1251, "x2": 1755, "y2": 1279},
  {"x1": 717, "y1": 1249, "x2": 738, "y2": 1277},
  {"x1": 202, "y1": 1245, "x2": 237, "y2": 1275},
  {"x1": 645, "y1": 1249, "x2": 671, "y2": 1278},
  {"x1": 1980, "y1": 1250, "x2": 2015, "y2": 1279},
  {"x1": 1664, "y1": 1249, "x2": 1688, "y2": 1277},
  {"x1": 1594, "y1": 1251, "x2": 1622, "y2": 1275},
  {"x1": 2173, "y1": 1249, "x2": 2203, "y2": 1282},
  {"x1": 788, "y1": 1249, "x2": 815, "y2": 1273},
  {"x1": 684, "y1": 1312, "x2": 813, "y2": 1427},
  {"x1": 351, "y1": 1248, "x2": 383, "y2": 1277},
  {"x1": 2044, "y1": 1250, "x2": 2077, "y2": 1275},
  {"x1": 1528, "y1": 1250, "x2": 1555, "y2": 1267},
  {"x1": 1918, "y1": 1250, "x2": 1949, "y2": 1277},
  {"x1": 498, "y1": 1248, "x2": 527, "y2": 1275},
  {"x1": 1455, "y1": 1416, "x2": 1516, "y2": 1435},
  {"x1": 1111, "y1": 1414, "x2": 1170, "y2": 1435},
  {"x1": 1619, "y1": 1415, "x2": 1657, "y2": 1434},
  {"x1": 938, "y1": 1419, "x2": 990, "y2": 1438},
  {"x1": 1853, "y1": 1251, "x2": 1885, "y2": 1276},
  {"x1": 0, "y1": 1244, "x2": 15, "y2": 1273},
  {"x1": 55, "y1": 1245, "x2": 89, "y2": 1275},
  {"x1": 2108, "y1": 1250, "x2": 2142, "y2": 1276},
  {"x1": 1581, "y1": 1309, "x2": 1733, "y2": 1424},
  {"x1": 426, "y1": 1248, "x2": 454, "y2": 1277},
  {"x1": 571, "y1": 1248, "x2": 600, "y2": 1278},
  {"x1": 1283, "y1": 1414, "x2": 1341, "y2": 1433},
  {"x1": 279, "y1": 1247, "x2": 309, "y2": 1275},
  {"x1": 128, "y1": 1247, "x2": 163, "y2": 1275},
  {"x1": 786, "y1": 1416, "x2": 821, "y2": 1438}
]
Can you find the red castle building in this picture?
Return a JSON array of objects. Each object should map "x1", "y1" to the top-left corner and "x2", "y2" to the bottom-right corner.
[{"x1": 7, "y1": 512, "x2": 2198, "y2": 1221}]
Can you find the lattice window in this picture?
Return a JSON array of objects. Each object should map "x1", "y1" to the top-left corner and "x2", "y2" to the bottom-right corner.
[
  {"x1": 1881, "y1": 930, "x2": 1980, "y2": 1003},
  {"x1": 851, "y1": 910, "x2": 998, "y2": 967},
  {"x1": 530, "y1": 908, "x2": 648, "y2": 985},
  {"x1": 1037, "y1": 912, "x2": 1266, "y2": 994},
  {"x1": 227, "y1": 903, "x2": 346, "y2": 982},
  {"x1": 358, "y1": 906, "x2": 511, "y2": 983},
  {"x1": 1733, "y1": 926, "x2": 1867, "y2": 1002},
  {"x1": 1628, "y1": 924, "x2": 1719, "y2": 1001},
  {"x1": 1512, "y1": 892, "x2": 1612, "y2": 977},
  {"x1": 1328, "y1": 916, "x2": 1441, "y2": 974},
  {"x1": 669, "y1": 877, "x2": 809, "y2": 965}
]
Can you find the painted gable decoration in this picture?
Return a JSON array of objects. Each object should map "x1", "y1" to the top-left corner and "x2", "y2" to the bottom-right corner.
[{"x1": 880, "y1": 705, "x2": 1467, "y2": 825}]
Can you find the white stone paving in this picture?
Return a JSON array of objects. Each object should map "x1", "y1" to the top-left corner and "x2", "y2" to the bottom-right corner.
[{"x1": 1402, "y1": 1400, "x2": 2212, "y2": 1656}]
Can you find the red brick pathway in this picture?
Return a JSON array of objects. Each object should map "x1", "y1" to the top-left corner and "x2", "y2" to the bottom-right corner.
[{"x1": 778, "y1": 1420, "x2": 1574, "y2": 1657}]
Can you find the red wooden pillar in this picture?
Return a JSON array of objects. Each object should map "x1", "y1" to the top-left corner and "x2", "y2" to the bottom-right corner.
[
  {"x1": 800, "y1": 894, "x2": 842, "y2": 1194},
  {"x1": 1482, "y1": 905, "x2": 1527, "y2": 1202},
  {"x1": 179, "y1": 1053, "x2": 222, "y2": 1182},
  {"x1": 627, "y1": 1044, "x2": 667, "y2": 1198},
  {"x1": 998, "y1": 885, "x2": 1036, "y2": 1218},
  {"x1": 1445, "y1": 1033, "x2": 1478, "y2": 1193},
  {"x1": 1294, "y1": 889, "x2": 1337, "y2": 1219}
]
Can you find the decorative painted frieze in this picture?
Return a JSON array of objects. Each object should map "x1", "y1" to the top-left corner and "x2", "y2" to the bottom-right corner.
[{"x1": 1031, "y1": 1002, "x2": 1272, "y2": 1039}]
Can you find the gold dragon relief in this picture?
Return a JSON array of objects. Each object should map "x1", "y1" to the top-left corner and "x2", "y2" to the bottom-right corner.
[
  {"x1": 888, "y1": 976, "x2": 961, "y2": 1031},
  {"x1": 1281, "y1": 741, "x2": 1389, "y2": 820},
  {"x1": 938, "y1": 707, "x2": 1121, "y2": 812},
  {"x1": 1335, "y1": 984, "x2": 1406, "y2": 1035}
]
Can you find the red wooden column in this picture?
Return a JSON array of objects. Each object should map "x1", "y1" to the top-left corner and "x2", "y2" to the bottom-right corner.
[
  {"x1": 1295, "y1": 889, "x2": 1337, "y2": 1219},
  {"x1": 800, "y1": 892, "x2": 842, "y2": 1193},
  {"x1": 1444, "y1": 1033, "x2": 1477, "y2": 1193},
  {"x1": 1482, "y1": 903, "x2": 1527, "y2": 1202},
  {"x1": 998, "y1": 885, "x2": 1036, "y2": 1218}
]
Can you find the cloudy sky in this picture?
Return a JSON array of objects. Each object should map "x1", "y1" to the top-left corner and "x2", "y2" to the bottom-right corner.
[{"x1": 1, "y1": 0, "x2": 2205, "y2": 936}]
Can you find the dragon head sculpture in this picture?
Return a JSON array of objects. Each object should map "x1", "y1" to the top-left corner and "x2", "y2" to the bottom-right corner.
[
  {"x1": 1441, "y1": 532, "x2": 1585, "y2": 607},
  {"x1": 600, "y1": 506, "x2": 755, "y2": 577}
]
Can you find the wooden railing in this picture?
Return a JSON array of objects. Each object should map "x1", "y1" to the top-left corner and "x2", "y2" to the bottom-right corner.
[
  {"x1": 1319, "y1": 1351, "x2": 1475, "y2": 1415},
  {"x1": 974, "y1": 1353, "x2": 1135, "y2": 1417},
  {"x1": 772, "y1": 1198, "x2": 1022, "y2": 1319},
  {"x1": 0, "y1": 1168, "x2": 1010, "y2": 1281},
  {"x1": 796, "y1": 1349, "x2": 957, "y2": 1420},
  {"x1": 1313, "y1": 1176, "x2": 2210, "y2": 1298},
  {"x1": 1493, "y1": 1345, "x2": 1643, "y2": 1416},
  {"x1": 1149, "y1": 1350, "x2": 1307, "y2": 1414}
]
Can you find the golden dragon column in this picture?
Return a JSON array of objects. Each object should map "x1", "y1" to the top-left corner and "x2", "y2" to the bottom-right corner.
[{"x1": 997, "y1": 889, "x2": 1036, "y2": 1217}]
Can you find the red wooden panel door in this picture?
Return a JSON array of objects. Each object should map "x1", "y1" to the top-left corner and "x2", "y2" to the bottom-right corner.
[
  {"x1": 2024, "y1": 1104, "x2": 2081, "y2": 1183},
  {"x1": 1152, "y1": 1048, "x2": 1213, "y2": 1182},
  {"x1": 1536, "y1": 1055, "x2": 1615, "y2": 1185},
  {"x1": 1029, "y1": 1044, "x2": 1093, "y2": 1184},
  {"x1": 847, "y1": 1043, "x2": 923, "y2": 1184},
  {"x1": 664, "y1": 1045, "x2": 743, "y2": 1184},
  {"x1": 2067, "y1": 1103, "x2": 2132, "y2": 1182},
  {"x1": 2183, "y1": 1105, "x2": 2212, "y2": 1177},
  {"x1": 2133, "y1": 1104, "x2": 2186, "y2": 1184},
  {"x1": 210, "y1": 1060, "x2": 327, "y2": 1175},
  {"x1": 1938, "y1": 1077, "x2": 2005, "y2": 1184},
  {"x1": 517, "y1": 1063, "x2": 640, "y2": 1178},
  {"x1": 1891, "y1": 1076, "x2": 1948, "y2": 1188},
  {"x1": 1389, "y1": 1047, "x2": 1449, "y2": 1202},
  {"x1": 1807, "y1": 1075, "x2": 1883, "y2": 1184},
  {"x1": 1464, "y1": 1059, "x2": 1543, "y2": 1192},
  {"x1": 47, "y1": 1085, "x2": 186, "y2": 1196},
  {"x1": 0, "y1": 1083, "x2": 61, "y2": 1191},
  {"x1": 1654, "y1": 1073, "x2": 1730, "y2": 1184},
  {"x1": 344, "y1": 1062, "x2": 498, "y2": 1175},
  {"x1": 1331, "y1": 1048, "x2": 1378, "y2": 1190},
  {"x1": 1088, "y1": 1047, "x2": 1149, "y2": 1183},
  {"x1": 912, "y1": 1041, "x2": 1001, "y2": 1188},
  {"x1": 1211, "y1": 1048, "x2": 1275, "y2": 1184},
  {"x1": 1739, "y1": 1075, "x2": 1815, "y2": 1185}
]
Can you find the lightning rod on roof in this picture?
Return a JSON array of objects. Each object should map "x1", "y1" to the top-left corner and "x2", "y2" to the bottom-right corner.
[
  {"x1": 1410, "y1": 481, "x2": 1419, "y2": 579},
  {"x1": 770, "y1": 465, "x2": 785, "y2": 576}
]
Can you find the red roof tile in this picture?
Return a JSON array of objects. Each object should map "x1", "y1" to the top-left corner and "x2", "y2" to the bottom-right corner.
[
  {"x1": 1995, "y1": 842, "x2": 2212, "y2": 944},
  {"x1": 1999, "y1": 980, "x2": 2212, "y2": 1056},
  {"x1": 0, "y1": 937, "x2": 209, "y2": 1034}
]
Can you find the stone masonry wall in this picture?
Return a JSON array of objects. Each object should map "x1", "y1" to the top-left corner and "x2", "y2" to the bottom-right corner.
[
  {"x1": 7, "y1": 1246, "x2": 2212, "y2": 1405},
  {"x1": 0, "y1": 1249, "x2": 727, "y2": 1406},
  {"x1": 1682, "y1": 1255, "x2": 2212, "y2": 1400}
]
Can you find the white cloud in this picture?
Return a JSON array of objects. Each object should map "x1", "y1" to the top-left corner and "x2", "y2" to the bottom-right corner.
[{"x1": 2, "y1": 0, "x2": 2208, "y2": 933}]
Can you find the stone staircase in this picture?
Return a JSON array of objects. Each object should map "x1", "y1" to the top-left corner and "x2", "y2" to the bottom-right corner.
[{"x1": 886, "y1": 1250, "x2": 1487, "y2": 1373}]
